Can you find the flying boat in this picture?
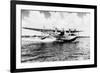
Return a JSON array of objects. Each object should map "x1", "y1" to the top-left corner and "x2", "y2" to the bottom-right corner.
[{"x1": 22, "y1": 27, "x2": 83, "y2": 43}]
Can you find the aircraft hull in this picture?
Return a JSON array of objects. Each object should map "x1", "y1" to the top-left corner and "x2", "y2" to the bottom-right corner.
[
  {"x1": 22, "y1": 36, "x2": 77, "y2": 45},
  {"x1": 56, "y1": 36, "x2": 77, "y2": 42}
]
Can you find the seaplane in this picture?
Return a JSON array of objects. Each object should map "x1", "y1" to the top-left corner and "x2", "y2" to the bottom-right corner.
[{"x1": 22, "y1": 27, "x2": 82, "y2": 43}]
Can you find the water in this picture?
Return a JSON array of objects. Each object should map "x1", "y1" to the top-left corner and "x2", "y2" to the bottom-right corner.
[{"x1": 21, "y1": 38, "x2": 90, "y2": 63}]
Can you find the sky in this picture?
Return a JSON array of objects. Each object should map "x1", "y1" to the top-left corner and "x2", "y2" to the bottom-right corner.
[{"x1": 21, "y1": 10, "x2": 90, "y2": 36}]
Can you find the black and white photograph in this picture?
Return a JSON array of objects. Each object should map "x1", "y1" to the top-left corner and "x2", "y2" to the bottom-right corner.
[
  {"x1": 11, "y1": 1, "x2": 97, "y2": 72},
  {"x1": 21, "y1": 10, "x2": 90, "y2": 62}
]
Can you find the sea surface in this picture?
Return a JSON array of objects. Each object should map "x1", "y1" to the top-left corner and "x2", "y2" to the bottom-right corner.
[{"x1": 21, "y1": 38, "x2": 90, "y2": 63}]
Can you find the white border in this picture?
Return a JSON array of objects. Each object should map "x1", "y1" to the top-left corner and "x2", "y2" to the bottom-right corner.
[{"x1": 16, "y1": 4, "x2": 94, "y2": 69}]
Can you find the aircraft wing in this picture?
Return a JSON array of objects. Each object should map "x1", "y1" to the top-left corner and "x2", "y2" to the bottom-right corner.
[
  {"x1": 23, "y1": 27, "x2": 82, "y2": 33},
  {"x1": 23, "y1": 27, "x2": 61, "y2": 32},
  {"x1": 66, "y1": 30, "x2": 83, "y2": 33}
]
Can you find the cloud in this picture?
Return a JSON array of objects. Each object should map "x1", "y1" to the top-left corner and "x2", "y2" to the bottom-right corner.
[
  {"x1": 21, "y1": 10, "x2": 90, "y2": 36},
  {"x1": 40, "y1": 11, "x2": 51, "y2": 19},
  {"x1": 77, "y1": 12, "x2": 87, "y2": 18},
  {"x1": 21, "y1": 9, "x2": 30, "y2": 19}
]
